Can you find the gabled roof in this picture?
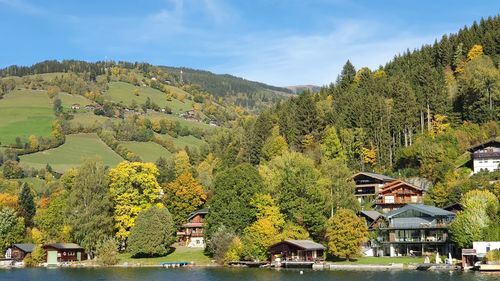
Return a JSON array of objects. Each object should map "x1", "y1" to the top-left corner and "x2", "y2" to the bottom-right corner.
[
  {"x1": 44, "y1": 243, "x2": 84, "y2": 250},
  {"x1": 385, "y1": 204, "x2": 455, "y2": 219},
  {"x1": 352, "y1": 172, "x2": 395, "y2": 182},
  {"x1": 270, "y1": 240, "x2": 325, "y2": 251},
  {"x1": 12, "y1": 243, "x2": 35, "y2": 253},
  {"x1": 187, "y1": 207, "x2": 209, "y2": 220},
  {"x1": 468, "y1": 138, "x2": 500, "y2": 152},
  {"x1": 379, "y1": 180, "x2": 422, "y2": 194},
  {"x1": 360, "y1": 210, "x2": 381, "y2": 221}
]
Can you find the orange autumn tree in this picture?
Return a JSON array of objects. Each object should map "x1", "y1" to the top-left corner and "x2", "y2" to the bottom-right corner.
[{"x1": 163, "y1": 171, "x2": 207, "y2": 226}]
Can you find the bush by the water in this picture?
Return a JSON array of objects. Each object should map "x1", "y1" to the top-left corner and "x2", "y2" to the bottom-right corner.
[
  {"x1": 23, "y1": 245, "x2": 45, "y2": 267},
  {"x1": 486, "y1": 249, "x2": 500, "y2": 262},
  {"x1": 96, "y1": 237, "x2": 119, "y2": 265}
]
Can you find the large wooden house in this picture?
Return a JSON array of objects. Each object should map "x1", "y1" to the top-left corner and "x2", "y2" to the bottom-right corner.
[
  {"x1": 375, "y1": 180, "x2": 424, "y2": 212},
  {"x1": 469, "y1": 139, "x2": 500, "y2": 174},
  {"x1": 177, "y1": 208, "x2": 208, "y2": 248},
  {"x1": 370, "y1": 204, "x2": 455, "y2": 257},
  {"x1": 352, "y1": 172, "x2": 395, "y2": 203}
]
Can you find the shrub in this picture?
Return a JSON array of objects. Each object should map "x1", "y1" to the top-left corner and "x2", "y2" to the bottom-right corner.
[
  {"x1": 96, "y1": 237, "x2": 119, "y2": 266},
  {"x1": 486, "y1": 249, "x2": 500, "y2": 263}
]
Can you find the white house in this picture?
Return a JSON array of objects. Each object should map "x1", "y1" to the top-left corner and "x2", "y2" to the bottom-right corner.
[
  {"x1": 469, "y1": 139, "x2": 500, "y2": 174},
  {"x1": 473, "y1": 241, "x2": 500, "y2": 256}
]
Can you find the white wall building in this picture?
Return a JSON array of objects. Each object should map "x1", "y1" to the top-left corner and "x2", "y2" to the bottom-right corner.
[
  {"x1": 469, "y1": 139, "x2": 500, "y2": 174},
  {"x1": 473, "y1": 241, "x2": 500, "y2": 256}
]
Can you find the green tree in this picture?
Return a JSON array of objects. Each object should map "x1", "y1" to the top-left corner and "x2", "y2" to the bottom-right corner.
[
  {"x1": 320, "y1": 158, "x2": 359, "y2": 216},
  {"x1": 450, "y1": 189, "x2": 499, "y2": 248},
  {"x1": 321, "y1": 126, "x2": 346, "y2": 160},
  {"x1": 174, "y1": 150, "x2": 191, "y2": 176},
  {"x1": 261, "y1": 126, "x2": 288, "y2": 162},
  {"x1": 206, "y1": 225, "x2": 235, "y2": 264},
  {"x1": 19, "y1": 183, "x2": 35, "y2": 227},
  {"x1": 127, "y1": 206, "x2": 175, "y2": 257},
  {"x1": 66, "y1": 160, "x2": 114, "y2": 259},
  {"x1": 108, "y1": 162, "x2": 162, "y2": 244},
  {"x1": 0, "y1": 207, "x2": 24, "y2": 251},
  {"x1": 2, "y1": 160, "x2": 23, "y2": 179},
  {"x1": 325, "y1": 208, "x2": 367, "y2": 260},
  {"x1": 34, "y1": 194, "x2": 69, "y2": 242},
  {"x1": 205, "y1": 164, "x2": 263, "y2": 237},
  {"x1": 260, "y1": 152, "x2": 328, "y2": 240}
]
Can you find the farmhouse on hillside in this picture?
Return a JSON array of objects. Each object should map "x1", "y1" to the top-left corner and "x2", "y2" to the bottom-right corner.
[
  {"x1": 43, "y1": 243, "x2": 87, "y2": 265},
  {"x1": 369, "y1": 204, "x2": 455, "y2": 257},
  {"x1": 177, "y1": 208, "x2": 208, "y2": 248},
  {"x1": 469, "y1": 138, "x2": 500, "y2": 174},
  {"x1": 70, "y1": 103, "x2": 80, "y2": 110}
]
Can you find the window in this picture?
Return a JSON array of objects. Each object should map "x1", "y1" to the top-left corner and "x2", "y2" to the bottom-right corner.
[
  {"x1": 385, "y1": 196, "x2": 395, "y2": 203},
  {"x1": 411, "y1": 196, "x2": 418, "y2": 203}
]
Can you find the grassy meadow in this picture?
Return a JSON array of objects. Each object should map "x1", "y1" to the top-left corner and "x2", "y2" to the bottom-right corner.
[
  {"x1": 118, "y1": 247, "x2": 212, "y2": 265},
  {"x1": 20, "y1": 133, "x2": 123, "y2": 173},
  {"x1": 57, "y1": 92, "x2": 93, "y2": 109},
  {"x1": 0, "y1": 90, "x2": 54, "y2": 145},
  {"x1": 105, "y1": 82, "x2": 194, "y2": 114},
  {"x1": 120, "y1": 141, "x2": 172, "y2": 162}
]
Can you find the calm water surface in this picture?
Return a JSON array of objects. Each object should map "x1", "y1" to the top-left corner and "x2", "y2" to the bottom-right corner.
[{"x1": 0, "y1": 267, "x2": 497, "y2": 281}]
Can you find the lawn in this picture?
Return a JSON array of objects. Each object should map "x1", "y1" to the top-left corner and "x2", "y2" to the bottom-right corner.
[
  {"x1": 68, "y1": 112, "x2": 112, "y2": 129},
  {"x1": 0, "y1": 89, "x2": 54, "y2": 145},
  {"x1": 105, "y1": 82, "x2": 195, "y2": 114},
  {"x1": 154, "y1": 134, "x2": 208, "y2": 150},
  {"x1": 147, "y1": 112, "x2": 215, "y2": 131},
  {"x1": 57, "y1": 92, "x2": 93, "y2": 109},
  {"x1": 120, "y1": 141, "x2": 172, "y2": 162},
  {"x1": 328, "y1": 256, "x2": 424, "y2": 265},
  {"x1": 118, "y1": 247, "x2": 212, "y2": 265},
  {"x1": 19, "y1": 133, "x2": 124, "y2": 173}
]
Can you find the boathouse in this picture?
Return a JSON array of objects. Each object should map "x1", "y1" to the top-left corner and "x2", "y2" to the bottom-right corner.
[
  {"x1": 269, "y1": 240, "x2": 325, "y2": 263},
  {"x1": 43, "y1": 243, "x2": 87, "y2": 264}
]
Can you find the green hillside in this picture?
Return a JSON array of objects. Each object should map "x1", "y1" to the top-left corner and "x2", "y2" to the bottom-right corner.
[
  {"x1": 0, "y1": 89, "x2": 54, "y2": 145},
  {"x1": 120, "y1": 141, "x2": 172, "y2": 162},
  {"x1": 20, "y1": 133, "x2": 124, "y2": 173}
]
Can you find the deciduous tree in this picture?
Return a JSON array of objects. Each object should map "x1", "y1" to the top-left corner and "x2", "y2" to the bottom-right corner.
[{"x1": 325, "y1": 208, "x2": 367, "y2": 260}]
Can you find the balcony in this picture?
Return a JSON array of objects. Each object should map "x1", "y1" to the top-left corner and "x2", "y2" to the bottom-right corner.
[{"x1": 473, "y1": 151, "x2": 500, "y2": 159}]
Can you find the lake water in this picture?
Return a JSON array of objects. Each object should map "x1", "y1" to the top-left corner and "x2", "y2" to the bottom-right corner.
[{"x1": 0, "y1": 267, "x2": 498, "y2": 281}]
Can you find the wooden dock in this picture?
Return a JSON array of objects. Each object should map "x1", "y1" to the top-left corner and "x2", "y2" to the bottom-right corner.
[
  {"x1": 479, "y1": 264, "x2": 500, "y2": 271},
  {"x1": 160, "y1": 261, "x2": 192, "y2": 268}
]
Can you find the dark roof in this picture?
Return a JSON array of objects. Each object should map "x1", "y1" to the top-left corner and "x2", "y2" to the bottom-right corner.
[
  {"x1": 271, "y1": 240, "x2": 325, "y2": 251},
  {"x1": 44, "y1": 243, "x2": 83, "y2": 250},
  {"x1": 12, "y1": 243, "x2": 35, "y2": 253},
  {"x1": 187, "y1": 207, "x2": 209, "y2": 220},
  {"x1": 443, "y1": 203, "x2": 463, "y2": 211},
  {"x1": 352, "y1": 172, "x2": 395, "y2": 182},
  {"x1": 468, "y1": 138, "x2": 500, "y2": 152},
  {"x1": 360, "y1": 210, "x2": 381, "y2": 221},
  {"x1": 385, "y1": 204, "x2": 455, "y2": 219}
]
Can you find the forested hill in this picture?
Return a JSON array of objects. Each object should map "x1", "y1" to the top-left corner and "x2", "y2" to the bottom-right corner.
[
  {"x1": 160, "y1": 66, "x2": 293, "y2": 108},
  {"x1": 216, "y1": 15, "x2": 499, "y2": 207}
]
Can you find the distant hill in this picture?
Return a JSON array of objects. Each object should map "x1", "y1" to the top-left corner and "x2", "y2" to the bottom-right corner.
[
  {"x1": 286, "y1": 85, "x2": 321, "y2": 94},
  {"x1": 160, "y1": 66, "x2": 293, "y2": 109}
]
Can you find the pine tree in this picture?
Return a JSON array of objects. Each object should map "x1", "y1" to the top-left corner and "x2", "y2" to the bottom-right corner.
[{"x1": 19, "y1": 183, "x2": 35, "y2": 227}]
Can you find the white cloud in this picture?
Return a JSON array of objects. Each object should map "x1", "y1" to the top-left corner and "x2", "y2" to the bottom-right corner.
[{"x1": 0, "y1": 0, "x2": 43, "y2": 14}]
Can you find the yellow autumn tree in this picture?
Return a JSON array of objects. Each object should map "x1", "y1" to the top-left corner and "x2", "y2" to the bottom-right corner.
[
  {"x1": 467, "y1": 44, "x2": 484, "y2": 62},
  {"x1": 0, "y1": 193, "x2": 19, "y2": 211},
  {"x1": 28, "y1": 135, "x2": 39, "y2": 150},
  {"x1": 196, "y1": 153, "x2": 219, "y2": 189},
  {"x1": 108, "y1": 162, "x2": 162, "y2": 243},
  {"x1": 429, "y1": 114, "x2": 450, "y2": 138},
  {"x1": 261, "y1": 126, "x2": 288, "y2": 161},
  {"x1": 362, "y1": 146, "x2": 377, "y2": 165},
  {"x1": 174, "y1": 150, "x2": 191, "y2": 176},
  {"x1": 163, "y1": 171, "x2": 207, "y2": 226}
]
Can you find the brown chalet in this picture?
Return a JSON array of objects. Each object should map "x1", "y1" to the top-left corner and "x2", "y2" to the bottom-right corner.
[
  {"x1": 8, "y1": 243, "x2": 35, "y2": 261},
  {"x1": 177, "y1": 208, "x2": 208, "y2": 248},
  {"x1": 269, "y1": 240, "x2": 325, "y2": 267},
  {"x1": 375, "y1": 180, "x2": 424, "y2": 212}
]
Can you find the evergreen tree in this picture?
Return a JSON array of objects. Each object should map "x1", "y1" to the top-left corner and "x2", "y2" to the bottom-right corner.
[{"x1": 19, "y1": 183, "x2": 35, "y2": 227}]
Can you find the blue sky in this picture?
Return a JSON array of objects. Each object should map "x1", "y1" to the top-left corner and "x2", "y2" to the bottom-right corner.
[{"x1": 0, "y1": 0, "x2": 498, "y2": 86}]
